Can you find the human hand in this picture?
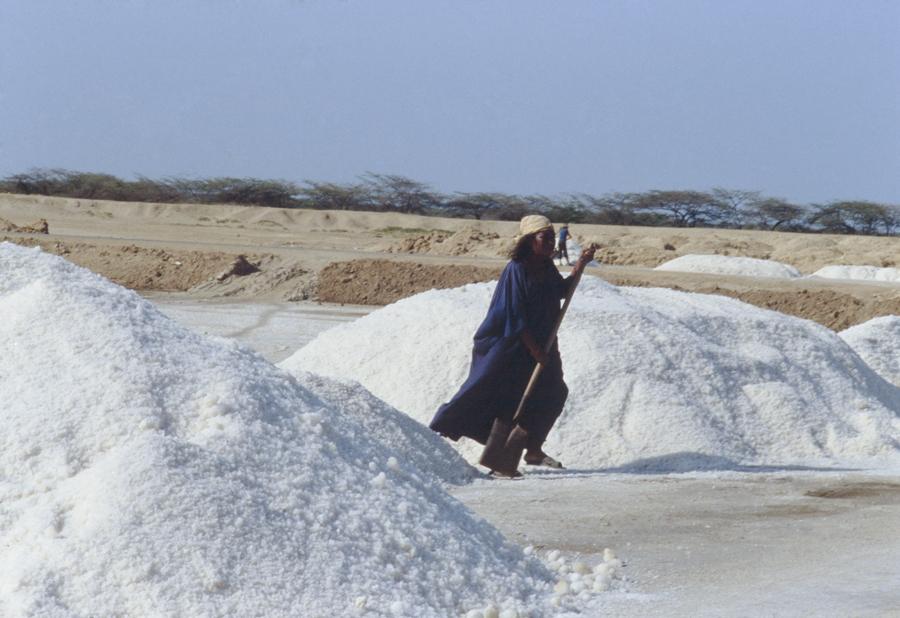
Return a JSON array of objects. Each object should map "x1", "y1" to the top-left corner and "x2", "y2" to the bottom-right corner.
[
  {"x1": 575, "y1": 243, "x2": 598, "y2": 272},
  {"x1": 530, "y1": 347, "x2": 549, "y2": 366}
]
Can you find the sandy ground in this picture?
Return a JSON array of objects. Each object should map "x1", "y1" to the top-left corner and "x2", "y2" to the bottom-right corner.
[
  {"x1": 152, "y1": 298, "x2": 900, "y2": 618},
  {"x1": 4, "y1": 192, "x2": 900, "y2": 330}
]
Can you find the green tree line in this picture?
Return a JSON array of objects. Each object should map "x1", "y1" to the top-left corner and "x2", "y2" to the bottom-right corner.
[{"x1": 3, "y1": 168, "x2": 898, "y2": 236}]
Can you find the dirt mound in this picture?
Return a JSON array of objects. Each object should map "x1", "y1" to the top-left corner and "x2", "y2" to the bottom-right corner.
[
  {"x1": 2, "y1": 236, "x2": 316, "y2": 300},
  {"x1": 318, "y1": 260, "x2": 900, "y2": 330},
  {"x1": 216, "y1": 255, "x2": 261, "y2": 280},
  {"x1": 388, "y1": 226, "x2": 507, "y2": 257},
  {"x1": 603, "y1": 273, "x2": 900, "y2": 331},
  {"x1": 5, "y1": 236, "x2": 237, "y2": 291},
  {"x1": 191, "y1": 257, "x2": 315, "y2": 301},
  {"x1": 317, "y1": 259, "x2": 502, "y2": 305},
  {"x1": 1, "y1": 217, "x2": 48, "y2": 234},
  {"x1": 723, "y1": 288, "x2": 900, "y2": 331}
]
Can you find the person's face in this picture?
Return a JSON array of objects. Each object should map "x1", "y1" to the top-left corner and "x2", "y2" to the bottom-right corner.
[{"x1": 531, "y1": 227, "x2": 555, "y2": 257}]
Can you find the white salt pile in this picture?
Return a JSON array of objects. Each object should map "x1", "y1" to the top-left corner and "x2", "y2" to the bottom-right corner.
[
  {"x1": 811, "y1": 265, "x2": 900, "y2": 284},
  {"x1": 655, "y1": 254, "x2": 801, "y2": 278},
  {"x1": 841, "y1": 316, "x2": 900, "y2": 387},
  {"x1": 283, "y1": 277, "x2": 900, "y2": 470},
  {"x1": 0, "y1": 243, "x2": 557, "y2": 616},
  {"x1": 294, "y1": 370, "x2": 478, "y2": 485}
]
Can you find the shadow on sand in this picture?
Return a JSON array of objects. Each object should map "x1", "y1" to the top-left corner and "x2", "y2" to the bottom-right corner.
[{"x1": 523, "y1": 451, "x2": 862, "y2": 477}]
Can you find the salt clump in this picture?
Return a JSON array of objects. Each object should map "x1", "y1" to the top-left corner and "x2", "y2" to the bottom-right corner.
[
  {"x1": 0, "y1": 243, "x2": 554, "y2": 616},
  {"x1": 840, "y1": 316, "x2": 900, "y2": 387},
  {"x1": 284, "y1": 277, "x2": 900, "y2": 469},
  {"x1": 293, "y1": 370, "x2": 477, "y2": 485},
  {"x1": 812, "y1": 264, "x2": 900, "y2": 283},
  {"x1": 655, "y1": 254, "x2": 801, "y2": 278}
]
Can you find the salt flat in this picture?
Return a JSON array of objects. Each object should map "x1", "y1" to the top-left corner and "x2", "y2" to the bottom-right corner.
[{"x1": 152, "y1": 296, "x2": 900, "y2": 617}]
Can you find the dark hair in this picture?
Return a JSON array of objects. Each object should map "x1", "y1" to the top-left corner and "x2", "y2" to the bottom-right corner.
[{"x1": 509, "y1": 233, "x2": 535, "y2": 260}]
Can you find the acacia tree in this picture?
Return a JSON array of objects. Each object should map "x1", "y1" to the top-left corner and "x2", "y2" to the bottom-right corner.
[
  {"x1": 129, "y1": 175, "x2": 182, "y2": 203},
  {"x1": 841, "y1": 201, "x2": 895, "y2": 235},
  {"x1": 543, "y1": 194, "x2": 588, "y2": 224},
  {"x1": 444, "y1": 192, "x2": 514, "y2": 219},
  {"x1": 711, "y1": 188, "x2": 759, "y2": 227},
  {"x1": 631, "y1": 190, "x2": 731, "y2": 227},
  {"x1": 745, "y1": 197, "x2": 806, "y2": 231},
  {"x1": 299, "y1": 181, "x2": 371, "y2": 210},
  {"x1": 571, "y1": 192, "x2": 644, "y2": 225},
  {"x1": 488, "y1": 194, "x2": 532, "y2": 221},
  {"x1": 807, "y1": 201, "x2": 895, "y2": 235},
  {"x1": 361, "y1": 173, "x2": 442, "y2": 214},
  {"x1": 0, "y1": 168, "x2": 69, "y2": 194}
]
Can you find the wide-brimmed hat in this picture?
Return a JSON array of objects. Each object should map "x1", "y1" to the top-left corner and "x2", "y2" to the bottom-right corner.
[{"x1": 518, "y1": 214, "x2": 553, "y2": 237}]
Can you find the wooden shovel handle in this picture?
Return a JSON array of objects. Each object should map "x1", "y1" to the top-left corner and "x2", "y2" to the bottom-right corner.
[{"x1": 511, "y1": 252, "x2": 593, "y2": 422}]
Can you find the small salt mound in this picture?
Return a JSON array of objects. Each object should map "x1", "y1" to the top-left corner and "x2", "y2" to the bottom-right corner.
[
  {"x1": 0, "y1": 243, "x2": 552, "y2": 616},
  {"x1": 811, "y1": 265, "x2": 900, "y2": 284},
  {"x1": 284, "y1": 278, "x2": 900, "y2": 469},
  {"x1": 294, "y1": 371, "x2": 478, "y2": 485},
  {"x1": 655, "y1": 254, "x2": 801, "y2": 278},
  {"x1": 840, "y1": 316, "x2": 900, "y2": 387}
]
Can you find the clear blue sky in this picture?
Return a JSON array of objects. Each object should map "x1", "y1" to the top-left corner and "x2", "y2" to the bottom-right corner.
[{"x1": 1, "y1": 0, "x2": 897, "y2": 204}]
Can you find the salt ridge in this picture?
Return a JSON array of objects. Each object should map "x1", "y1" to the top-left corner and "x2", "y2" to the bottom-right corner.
[
  {"x1": 654, "y1": 254, "x2": 801, "y2": 278},
  {"x1": 841, "y1": 316, "x2": 900, "y2": 387},
  {"x1": 812, "y1": 265, "x2": 900, "y2": 284},
  {"x1": 283, "y1": 277, "x2": 900, "y2": 470},
  {"x1": 0, "y1": 243, "x2": 555, "y2": 617}
]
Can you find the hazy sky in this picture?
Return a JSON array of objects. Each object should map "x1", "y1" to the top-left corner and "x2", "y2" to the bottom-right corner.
[{"x1": 1, "y1": 1, "x2": 898, "y2": 204}]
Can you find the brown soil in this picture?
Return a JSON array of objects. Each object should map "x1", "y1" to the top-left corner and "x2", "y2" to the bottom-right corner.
[
  {"x1": 4, "y1": 193, "x2": 900, "y2": 332},
  {"x1": 386, "y1": 225, "x2": 507, "y2": 257},
  {"x1": 603, "y1": 271, "x2": 900, "y2": 331},
  {"x1": 1, "y1": 217, "x2": 48, "y2": 234},
  {"x1": 7, "y1": 230, "x2": 900, "y2": 330},
  {"x1": 5, "y1": 235, "x2": 241, "y2": 291},
  {"x1": 317, "y1": 259, "x2": 503, "y2": 305}
]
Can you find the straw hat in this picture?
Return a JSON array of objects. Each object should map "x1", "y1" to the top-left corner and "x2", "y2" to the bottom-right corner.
[{"x1": 518, "y1": 214, "x2": 553, "y2": 237}]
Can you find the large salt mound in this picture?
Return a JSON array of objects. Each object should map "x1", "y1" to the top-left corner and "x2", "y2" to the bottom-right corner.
[
  {"x1": 811, "y1": 264, "x2": 900, "y2": 283},
  {"x1": 0, "y1": 243, "x2": 551, "y2": 617},
  {"x1": 294, "y1": 370, "x2": 478, "y2": 485},
  {"x1": 655, "y1": 254, "x2": 801, "y2": 278},
  {"x1": 840, "y1": 316, "x2": 900, "y2": 387},
  {"x1": 283, "y1": 278, "x2": 900, "y2": 470}
]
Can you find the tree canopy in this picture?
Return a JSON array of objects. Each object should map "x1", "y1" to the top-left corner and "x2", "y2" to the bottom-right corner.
[{"x1": 2, "y1": 168, "x2": 897, "y2": 237}]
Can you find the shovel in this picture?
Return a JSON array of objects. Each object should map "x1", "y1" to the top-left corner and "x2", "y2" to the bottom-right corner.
[{"x1": 479, "y1": 249, "x2": 594, "y2": 476}]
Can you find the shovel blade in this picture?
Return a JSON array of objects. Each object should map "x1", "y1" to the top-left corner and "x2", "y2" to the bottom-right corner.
[{"x1": 479, "y1": 419, "x2": 527, "y2": 477}]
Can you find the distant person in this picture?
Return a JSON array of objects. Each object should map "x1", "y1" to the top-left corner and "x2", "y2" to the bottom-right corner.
[
  {"x1": 556, "y1": 223, "x2": 571, "y2": 265},
  {"x1": 429, "y1": 214, "x2": 596, "y2": 473}
]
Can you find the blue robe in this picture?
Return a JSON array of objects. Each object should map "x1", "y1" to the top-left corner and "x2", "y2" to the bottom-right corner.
[{"x1": 430, "y1": 257, "x2": 570, "y2": 447}]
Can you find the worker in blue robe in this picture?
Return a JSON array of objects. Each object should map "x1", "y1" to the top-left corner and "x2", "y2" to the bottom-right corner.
[{"x1": 429, "y1": 215, "x2": 596, "y2": 467}]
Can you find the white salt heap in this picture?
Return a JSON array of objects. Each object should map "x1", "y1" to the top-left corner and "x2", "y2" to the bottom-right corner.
[
  {"x1": 811, "y1": 264, "x2": 900, "y2": 284},
  {"x1": 841, "y1": 316, "x2": 900, "y2": 387},
  {"x1": 655, "y1": 254, "x2": 801, "y2": 278},
  {"x1": 293, "y1": 371, "x2": 478, "y2": 485},
  {"x1": 284, "y1": 278, "x2": 900, "y2": 469},
  {"x1": 0, "y1": 243, "x2": 556, "y2": 616}
]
